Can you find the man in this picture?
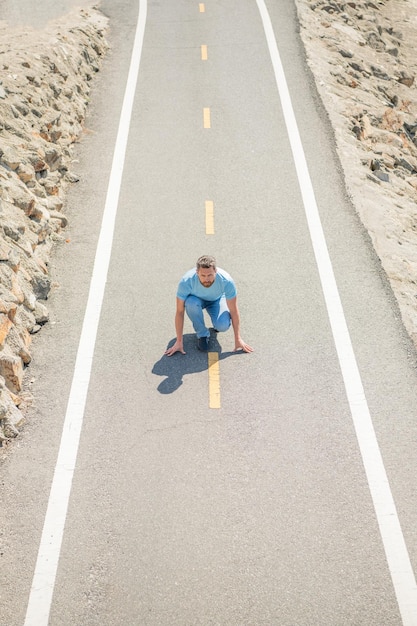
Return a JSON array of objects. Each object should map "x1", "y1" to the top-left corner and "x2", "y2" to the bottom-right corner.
[{"x1": 165, "y1": 255, "x2": 253, "y2": 355}]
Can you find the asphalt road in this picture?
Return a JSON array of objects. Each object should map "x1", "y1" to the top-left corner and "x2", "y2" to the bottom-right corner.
[{"x1": 2, "y1": 1, "x2": 417, "y2": 625}]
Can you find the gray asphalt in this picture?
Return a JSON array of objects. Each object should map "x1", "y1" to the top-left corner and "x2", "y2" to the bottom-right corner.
[{"x1": 1, "y1": 1, "x2": 417, "y2": 625}]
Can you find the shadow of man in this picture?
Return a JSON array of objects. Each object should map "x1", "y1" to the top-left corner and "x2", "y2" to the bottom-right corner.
[{"x1": 152, "y1": 332, "x2": 237, "y2": 394}]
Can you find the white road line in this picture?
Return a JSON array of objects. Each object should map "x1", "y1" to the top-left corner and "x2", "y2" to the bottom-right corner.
[
  {"x1": 255, "y1": 1, "x2": 417, "y2": 624},
  {"x1": 23, "y1": 2, "x2": 148, "y2": 624}
]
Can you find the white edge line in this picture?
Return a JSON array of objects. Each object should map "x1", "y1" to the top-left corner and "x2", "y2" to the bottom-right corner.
[
  {"x1": 255, "y1": 1, "x2": 417, "y2": 624},
  {"x1": 23, "y1": 1, "x2": 148, "y2": 624}
]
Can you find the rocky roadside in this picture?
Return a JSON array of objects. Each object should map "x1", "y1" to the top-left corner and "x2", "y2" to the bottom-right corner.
[
  {"x1": 0, "y1": 0, "x2": 416, "y2": 445},
  {"x1": 0, "y1": 6, "x2": 108, "y2": 444},
  {"x1": 295, "y1": 0, "x2": 417, "y2": 345}
]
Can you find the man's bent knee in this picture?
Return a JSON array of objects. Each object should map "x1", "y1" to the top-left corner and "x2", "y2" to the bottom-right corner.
[{"x1": 214, "y1": 312, "x2": 231, "y2": 332}]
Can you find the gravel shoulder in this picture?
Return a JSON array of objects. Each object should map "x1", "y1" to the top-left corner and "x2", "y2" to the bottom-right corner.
[{"x1": 295, "y1": 0, "x2": 417, "y2": 346}]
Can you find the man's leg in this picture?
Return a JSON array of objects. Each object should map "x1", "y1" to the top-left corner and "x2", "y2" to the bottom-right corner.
[
  {"x1": 206, "y1": 296, "x2": 231, "y2": 332},
  {"x1": 184, "y1": 295, "x2": 210, "y2": 338}
]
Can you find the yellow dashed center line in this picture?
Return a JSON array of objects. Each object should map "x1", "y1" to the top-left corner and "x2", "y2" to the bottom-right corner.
[
  {"x1": 199, "y1": 8, "x2": 219, "y2": 408},
  {"x1": 203, "y1": 107, "x2": 211, "y2": 128},
  {"x1": 208, "y1": 352, "x2": 221, "y2": 408},
  {"x1": 205, "y1": 200, "x2": 214, "y2": 234}
]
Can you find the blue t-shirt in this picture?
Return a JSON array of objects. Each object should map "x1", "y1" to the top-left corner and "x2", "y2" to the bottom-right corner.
[{"x1": 177, "y1": 268, "x2": 237, "y2": 302}]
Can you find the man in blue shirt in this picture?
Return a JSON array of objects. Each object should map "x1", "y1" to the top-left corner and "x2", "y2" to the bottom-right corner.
[{"x1": 165, "y1": 255, "x2": 253, "y2": 354}]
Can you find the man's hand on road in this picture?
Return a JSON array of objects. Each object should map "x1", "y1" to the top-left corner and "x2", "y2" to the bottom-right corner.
[
  {"x1": 234, "y1": 339, "x2": 254, "y2": 353},
  {"x1": 165, "y1": 341, "x2": 186, "y2": 357}
]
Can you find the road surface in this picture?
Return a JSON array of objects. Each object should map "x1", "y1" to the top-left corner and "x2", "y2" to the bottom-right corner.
[{"x1": 1, "y1": 1, "x2": 417, "y2": 625}]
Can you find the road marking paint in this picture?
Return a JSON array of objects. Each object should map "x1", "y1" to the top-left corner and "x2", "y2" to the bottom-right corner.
[
  {"x1": 23, "y1": 2, "x2": 148, "y2": 625},
  {"x1": 199, "y1": 3, "x2": 205, "y2": 13},
  {"x1": 205, "y1": 200, "x2": 214, "y2": 234},
  {"x1": 255, "y1": 1, "x2": 417, "y2": 624},
  {"x1": 203, "y1": 107, "x2": 211, "y2": 128},
  {"x1": 208, "y1": 351, "x2": 221, "y2": 408},
  {"x1": 201, "y1": 44, "x2": 208, "y2": 60}
]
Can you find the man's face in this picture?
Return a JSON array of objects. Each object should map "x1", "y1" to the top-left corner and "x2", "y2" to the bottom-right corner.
[{"x1": 197, "y1": 266, "x2": 217, "y2": 288}]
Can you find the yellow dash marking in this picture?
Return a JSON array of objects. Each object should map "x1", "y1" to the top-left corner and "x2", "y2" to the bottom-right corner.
[
  {"x1": 203, "y1": 107, "x2": 211, "y2": 128},
  {"x1": 199, "y1": 3, "x2": 205, "y2": 12},
  {"x1": 201, "y1": 44, "x2": 208, "y2": 60},
  {"x1": 208, "y1": 352, "x2": 221, "y2": 409},
  {"x1": 205, "y1": 200, "x2": 214, "y2": 234}
]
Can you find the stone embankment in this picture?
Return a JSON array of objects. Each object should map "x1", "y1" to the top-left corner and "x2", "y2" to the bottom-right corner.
[
  {"x1": 0, "y1": 7, "x2": 108, "y2": 443},
  {"x1": 295, "y1": 0, "x2": 417, "y2": 345}
]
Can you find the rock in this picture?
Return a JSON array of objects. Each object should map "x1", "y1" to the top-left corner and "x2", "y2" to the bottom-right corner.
[
  {"x1": 0, "y1": 314, "x2": 13, "y2": 347},
  {"x1": 2, "y1": 419, "x2": 19, "y2": 439},
  {"x1": 12, "y1": 189, "x2": 35, "y2": 215},
  {"x1": 373, "y1": 169, "x2": 390, "y2": 182},
  {"x1": 366, "y1": 31, "x2": 385, "y2": 51},
  {"x1": 31, "y1": 274, "x2": 51, "y2": 300},
  {"x1": 1, "y1": 388, "x2": 26, "y2": 433},
  {"x1": 0, "y1": 240, "x2": 12, "y2": 261},
  {"x1": 0, "y1": 347, "x2": 24, "y2": 393},
  {"x1": 49, "y1": 210, "x2": 68, "y2": 228},
  {"x1": 44, "y1": 196, "x2": 64, "y2": 212},
  {"x1": 65, "y1": 171, "x2": 80, "y2": 183},
  {"x1": 33, "y1": 300, "x2": 49, "y2": 325},
  {"x1": 397, "y1": 71, "x2": 415, "y2": 87},
  {"x1": 1, "y1": 146, "x2": 20, "y2": 170},
  {"x1": 6, "y1": 324, "x2": 31, "y2": 365}
]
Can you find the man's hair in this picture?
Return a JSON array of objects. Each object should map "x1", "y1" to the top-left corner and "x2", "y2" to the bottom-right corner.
[{"x1": 196, "y1": 255, "x2": 216, "y2": 270}]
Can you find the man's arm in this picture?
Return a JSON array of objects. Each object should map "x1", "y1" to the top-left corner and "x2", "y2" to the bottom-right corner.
[
  {"x1": 227, "y1": 297, "x2": 253, "y2": 353},
  {"x1": 165, "y1": 298, "x2": 186, "y2": 356}
]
